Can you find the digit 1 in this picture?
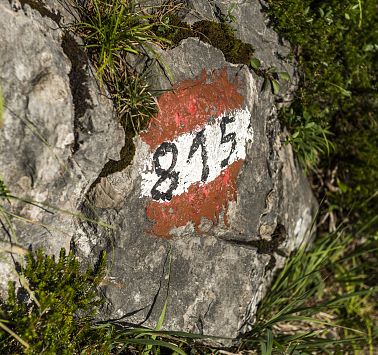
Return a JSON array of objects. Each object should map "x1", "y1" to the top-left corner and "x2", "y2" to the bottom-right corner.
[
  {"x1": 151, "y1": 142, "x2": 180, "y2": 201},
  {"x1": 220, "y1": 115, "x2": 236, "y2": 168},
  {"x1": 187, "y1": 128, "x2": 209, "y2": 182}
]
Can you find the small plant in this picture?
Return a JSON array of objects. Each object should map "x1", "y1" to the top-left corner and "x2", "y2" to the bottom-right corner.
[
  {"x1": 213, "y1": 2, "x2": 237, "y2": 24},
  {"x1": 283, "y1": 108, "x2": 334, "y2": 171},
  {"x1": 0, "y1": 177, "x2": 9, "y2": 200},
  {"x1": 0, "y1": 249, "x2": 110, "y2": 354},
  {"x1": 69, "y1": 0, "x2": 176, "y2": 176},
  {"x1": 74, "y1": 0, "x2": 171, "y2": 83},
  {"x1": 72, "y1": 0, "x2": 172, "y2": 126},
  {"x1": 250, "y1": 58, "x2": 290, "y2": 95},
  {"x1": 113, "y1": 71, "x2": 158, "y2": 133}
]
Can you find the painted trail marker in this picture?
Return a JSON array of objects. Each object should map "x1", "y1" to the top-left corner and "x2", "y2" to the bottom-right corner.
[{"x1": 140, "y1": 69, "x2": 253, "y2": 237}]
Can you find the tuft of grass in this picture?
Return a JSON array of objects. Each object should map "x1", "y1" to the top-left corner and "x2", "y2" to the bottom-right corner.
[
  {"x1": 284, "y1": 108, "x2": 334, "y2": 172},
  {"x1": 239, "y1": 222, "x2": 378, "y2": 354},
  {"x1": 70, "y1": 0, "x2": 174, "y2": 176},
  {"x1": 74, "y1": 0, "x2": 171, "y2": 84},
  {"x1": 115, "y1": 70, "x2": 158, "y2": 133}
]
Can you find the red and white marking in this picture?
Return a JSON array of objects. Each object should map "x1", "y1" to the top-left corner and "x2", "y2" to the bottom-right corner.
[{"x1": 140, "y1": 107, "x2": 253, "y2": 198}]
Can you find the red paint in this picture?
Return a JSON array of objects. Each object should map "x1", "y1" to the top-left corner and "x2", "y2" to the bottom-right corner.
[
  {"x1": 146, "y1": 160, "x2": 244, "y2": 238},
  {"x1": 140, "y1": 69, "x2": 244, "y2": 150},
  {"x1": 141, "y1": 68, "x2": 247, "y2": 238}
]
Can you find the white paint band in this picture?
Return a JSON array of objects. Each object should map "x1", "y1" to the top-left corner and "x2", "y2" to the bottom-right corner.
[{"x1": 140, "y1": 107, "x2": 253, "y2": 199}]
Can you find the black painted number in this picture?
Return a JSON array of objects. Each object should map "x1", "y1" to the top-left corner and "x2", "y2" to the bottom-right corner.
[
  {"x1": 151, "y1": 142, "x2": 179, "y2": 201},
  {"x1": 187, "y1": 129, "x2": 209, "y2": 182},
  {"x1": 220, "y1": 115, "x2": 236, "y2": 168},
  {"x1": 150, "y1": 116, "x2": 239, "y2": 200}
]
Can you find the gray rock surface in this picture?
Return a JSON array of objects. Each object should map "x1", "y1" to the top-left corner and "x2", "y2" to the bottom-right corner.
[
  {"x1": 0, "y1": 0, "x2": 123, "y2": 294},
  {"x1": 0, "y1": 0, "x2": 317, "y2": 343}
]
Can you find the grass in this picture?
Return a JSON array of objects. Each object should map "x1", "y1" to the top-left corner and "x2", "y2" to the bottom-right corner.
[
  {"x1": 70, "y1": 0, "x2": 173, "y2": 177},
  {"x1": 72, "y1": 0, "x2": 169, "y2": 124},
  {"x1": 73, "y1": 0, "x2": 171, "y2": 81},
  {"x1": 239, "y1": 222, "x2": 378, "y2": 354}
]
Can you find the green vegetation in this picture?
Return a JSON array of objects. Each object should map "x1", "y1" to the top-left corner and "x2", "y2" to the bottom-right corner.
[
  {"x1": 0, "y1": 249, "x2": 109, "y2": 354},
  {"x1": 1, "y1": 225, "x2": 376, "y2": 354},
  {"x1": 240, "y1": 225, "x2": 378, "y2": 353},
  {"x1": 247, "y1": 3, "x2": 378, "y2": 350},
  {"x1": 72, "y1": 0, "x2": 167, "y2": 177},
  {"x1": 265, "y1": 0, "x2": 378, "y2": 226},
  {"x1": 284, "y1": 109, "x2": 334, "y2": 172},
  {"x1": 0, "y1": 177, "x2": 9, "y2": 200},
  {"x1": 154, "y1": 16, "x2": 255, "y2": 65},
  {"x1": 0, "y1": 248, "x2": 197, "y2": 354},
  {"x1": 74, "y1": 0, "x2": 170, "y2": 84}
]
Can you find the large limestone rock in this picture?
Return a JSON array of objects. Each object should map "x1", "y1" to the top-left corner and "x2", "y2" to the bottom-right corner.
[
  {"x1": 0, "y1": 0, "x2": 317, "y2": 341},
  {"x1": 0, "y1": 0, "x2": 123, "y2": 292}
]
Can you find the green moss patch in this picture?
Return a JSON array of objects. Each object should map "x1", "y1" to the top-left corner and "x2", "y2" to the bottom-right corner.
[
  {"x1": 192, "y1": 21, "x2": 254, "y2": 65},
  {"x1": 154, "y1": 16, "x2": 254, "y2": 65}
]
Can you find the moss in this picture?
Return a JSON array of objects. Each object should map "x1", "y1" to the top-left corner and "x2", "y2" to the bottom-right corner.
[
  {"x1": 154, "y1": 16, "x2": 254, "y2": 65},
  {"x1": 192, "y1": 21, "x2": 254, "y2": 65}
]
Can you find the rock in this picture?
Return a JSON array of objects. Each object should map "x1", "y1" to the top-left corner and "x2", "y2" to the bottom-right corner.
[
  {"x1": 0, "y1": 0, "x2": 123, "y2": 295},
  {"x1": 0, "y1": 0, "x2": 317, "y2": 343},
  {"x1": 74, "y1": 1, "x2": 317, "y2": 341}
]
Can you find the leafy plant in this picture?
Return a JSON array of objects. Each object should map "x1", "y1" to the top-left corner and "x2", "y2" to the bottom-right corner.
[
  {"x1": 214, "y1": 2, "x2": 237, "y2": 24},
  {"x1": 250, "y1": 58, "x2": 290, "y2": 95},
  {"x1": 0, "y1": 249, "x2": 109, "y2": 354}
]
